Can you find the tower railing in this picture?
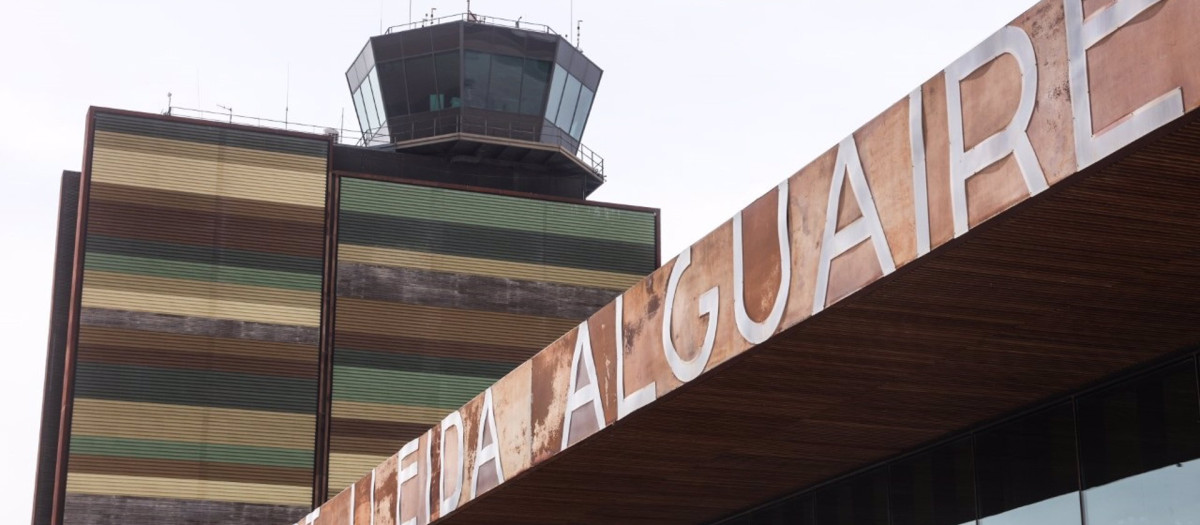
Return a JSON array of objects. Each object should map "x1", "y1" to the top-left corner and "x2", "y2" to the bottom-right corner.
[
  {"x1": 387, "y1": 114, "x2": 605, "y2": 180},
  {"x1": 384, "y1": 13, "x2": 558, "y2": 37},
  {"x1": 164, "y1": 106, "x2": 365, "y2": 146},
  {"x1": 161, "y1": 106, "x2": 604, "y2": 180}
]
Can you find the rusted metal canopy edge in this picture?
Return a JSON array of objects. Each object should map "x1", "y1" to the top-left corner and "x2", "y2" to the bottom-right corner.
[{"x1": 295, "y1": 0, "x2": 1200, "y2": 524}]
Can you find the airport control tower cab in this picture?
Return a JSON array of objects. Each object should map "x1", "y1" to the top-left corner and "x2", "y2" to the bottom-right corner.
[{"x1": 345, "y1": 14, "x2": 605, "y2": 196}]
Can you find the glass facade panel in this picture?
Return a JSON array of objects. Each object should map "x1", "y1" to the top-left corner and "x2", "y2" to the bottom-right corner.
[
  {"x1": 1078, "y1": 362, "x2": 1200, "y2": 525},
  {"x1": 486, "y1": 54, "x2": 524, "y2": 113},
  {"x1": 569, "y1": 85, "x2": 594, "y2": 139},
  {"x1": 433, "y1": 51, "x2": 461, "y2": 110},
  {"x1": 555, "y1": 73, "x2": 582, "y2": 132},
  {"x1": 544, "y1": 64, "x2": 567, "y2": 124},
  {"x1": 816, "y1": 468, "x2": 889, "y2": 525},
  {"x1": 364, "y1": 69, "x2": 385, "y2": 129},
  {"x1": 352, "y1": 87, "x2": 369, "y2": 134},
  {"x1": 975, "y1": 403, "x2": 1081, "y2": 524},
  {"x1": 890, "y1": 438, "x2": 976, "y2": 525},
  {"x1": 709, "y1": 355, "x2": 1200, "y2": 525},
  {"x1": 403, "y1": 54, "x2": 436, "y2": 113},
  {"x1": 464, "y1": 50, "x2": 491, "y2": 109},
  {"x1": 519, "y1": 59, "x2": 551, "y2": 116}
]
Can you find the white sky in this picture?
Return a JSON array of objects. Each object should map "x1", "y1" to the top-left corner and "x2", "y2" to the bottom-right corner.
[{"x1": 0, "y1": 0, "x2": 1034, "y2": 517}]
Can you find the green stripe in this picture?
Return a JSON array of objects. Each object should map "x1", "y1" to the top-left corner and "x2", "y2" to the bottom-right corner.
[
  {"x1": 333, "y1": 347, "x2": 515, "y2": 379},
  {"x1": 339, "y1": 211, "x2": 656, "y2": 275},
  {"x1": 69, "y1": 435, "x2": 313, "y2": 468},
  {"x1": 75, "y1": 362, "x2": 317, "y2": 414},
  {"x1": 331, "y1": 366, "x2": 494, "y2": 409},
  {"x1": 84, "y1": 252, "x2": 322, "y2": 292},
  {"x1": 341, "y1": 178, "x2": 656, "y2": 245}
]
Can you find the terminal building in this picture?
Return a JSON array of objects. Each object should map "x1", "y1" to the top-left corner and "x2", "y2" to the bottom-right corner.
[
  {"x1": 33, "y1": 1, "x2": 1200, "y2": 525},
  {"x1": 32, "y1": 15, "x2": 658, "y2": 525}
]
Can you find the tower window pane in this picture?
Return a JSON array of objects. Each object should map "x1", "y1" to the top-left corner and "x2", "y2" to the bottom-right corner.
[
  {"x1": 543, "y1": 64, "x2": 568, "y2": 124},
  {"x1": 519, "y1": 59, "x2": 551, "y2": 116},
  {"x1": 554, "y1": 73, "x2": 582, "y2": 133},
  {"x1": 463, "y1": 50, "x2": 491, "y2": 109},
  {"x1": 487, "y1": 54, "x2": 524, "y2": 113}
]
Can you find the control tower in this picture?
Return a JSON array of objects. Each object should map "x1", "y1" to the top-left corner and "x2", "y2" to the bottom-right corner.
[{"x1": 343, "y1": 14, "x2": 605, "y2": 197}]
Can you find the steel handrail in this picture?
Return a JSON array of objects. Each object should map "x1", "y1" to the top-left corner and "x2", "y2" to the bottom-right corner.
[
  {"x1": 385, "y1": 12, "x2": 559, "y2": 37},
  {"x1": 389, "y1": 114, "x2": 605, "y2": 180}
]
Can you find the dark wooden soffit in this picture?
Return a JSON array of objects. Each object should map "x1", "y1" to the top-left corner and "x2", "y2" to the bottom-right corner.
[{"x1": 433, "y1": 108, "x2": 1200, "y2": 525}]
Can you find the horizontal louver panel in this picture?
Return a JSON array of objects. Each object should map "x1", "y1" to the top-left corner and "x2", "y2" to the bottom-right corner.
[
  {"x1": 328, "y1": 177, "x2": 657, "y2": 495},
  {"x1": 65, "y1": 111, "x2": 328, "y2": 524}
]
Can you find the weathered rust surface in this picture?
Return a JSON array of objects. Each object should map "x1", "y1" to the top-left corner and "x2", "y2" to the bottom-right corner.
[{"x1": 300, "y1": 0, "x2": 1200, "y2": 523}]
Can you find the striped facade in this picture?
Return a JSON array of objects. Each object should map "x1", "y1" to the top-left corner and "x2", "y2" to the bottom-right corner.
[
  {"x1": 60, "y1": 111, "x2": 330, "y2": 524},
  {"x1": 327, "y1": 177, "x2": 658, "y2": 492},
  {"x1": 36, "y1": 108, "x2": 659, "y2": 524}
]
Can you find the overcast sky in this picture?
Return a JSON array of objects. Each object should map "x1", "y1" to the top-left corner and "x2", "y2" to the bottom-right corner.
[{"x1": 0, "y1": 0, "x2": 1035, "y2": 516}]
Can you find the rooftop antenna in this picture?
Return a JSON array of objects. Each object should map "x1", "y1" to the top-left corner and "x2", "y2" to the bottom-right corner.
[
  {"x1": 217, "y1": 104, "x2": 233, "y2": 123},
  {"x1": 166, "y1": 92, "x2": 173, "y2": 115},
  {"x1": 576, "y1": 20, "x2": 583, "y2": 50},
  {"x1": 430, "y1": 7, "x2": 436, "y2": 24}
]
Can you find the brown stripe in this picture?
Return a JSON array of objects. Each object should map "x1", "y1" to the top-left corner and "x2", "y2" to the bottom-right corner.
[
  {"x1": 86, "y1": 199, "x2": 324, "y2": 258},
  {"x1": 90, "y1": 182, "x2": 325, "y2": 225},
  {"x1": 78, "y1": 325, "x2": 317, "y2": 362},
  {"x1": 329, "y1": 418, "x2": 429, "y2": 441},
  {"x1": 64, "y1": 493, "x2": 309, "y2": 525},
  {"x1": 333, "y1": 330, "x2": 536, "y2": 363},
  {"x1": 68, "y1": 455, "x2": 312, "y2": 486},
  {"x1": 336, "y1": 262, "x2": 618, "y2": 320},
  {"x1": 77, "y1": 344, "x2": 317, "y2": 378},
  {"x1": 336, "y1": 298, "x2": 576, "y2": 350},
  {"x1": 330, "y1": 435, "x2": 408, "y2": 457},
  {"x1": 81, "y1": 308, "x2": 320, "y2": 345}
]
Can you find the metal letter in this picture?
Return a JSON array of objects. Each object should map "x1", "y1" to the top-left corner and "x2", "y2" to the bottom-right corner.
[
  {"x1": 615, "y1": 295, "x2": 656, "y2": 419},
  {"x1": 397, "y1": 438, "x2": 419, "y2": 525},
  {"x1": 732, "y1": 181, "x2": 791, "y2": 344},
  {"x1": 471, "y1": 388, "x2": 504, "y2": 498},
  {"x1": 1064, "y1": 0, "x2": 1182, "y2": 169},
  {"x1": 813, "y1": 135, "x2": 897, "y2": 315},
  {"x1": 662, "y1": 248, "x2": 719, "y2": 382},
  {"x1": 910, "y1": 88, "x2": 931, "y2": 256},
  {"x1": 945, "y1": 25, "x2": 1047, "y2": 237},
  {"x1": 562, "y1": 321, "x2": 606, "y2": 449},
  {"x1": 438, "y1": 412, "x2": 464, "y2": 514}
]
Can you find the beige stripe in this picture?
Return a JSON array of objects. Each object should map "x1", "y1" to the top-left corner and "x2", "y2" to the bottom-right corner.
[
  {"x1": 332, "y1": 400, "x2": 448, "y2": 424},
  {"x1": 82, "y1": 272, "x2": 319, "y2": 327},
  {"x1": 79, "y1": 326, "x2": 318, "y2": 362},
  {"x1": 337, "y1": 298, "x2": 576, "y2": 349},
  {"x1": 91, "y1": 131, "x2": 325, "y2": 208},
  {"x1": 329, "y1": 453, "x2": 390, "y2": 493},
  {"x1": 71, "y1": 398, "x2": 314, "y2": 450},
  {"x1": 67, "y1": 472, "x2": 310, "y2": 506},
  {"x1": 83, "y1": 271, "x2": 319, "y2": 310},
  {"x1": 338, "y1": 244, "x2": 644, "y2": 291}
]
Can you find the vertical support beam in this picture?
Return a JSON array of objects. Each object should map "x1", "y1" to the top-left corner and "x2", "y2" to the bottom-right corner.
[
  {"x1": 31, "y1": 171, "x2": 81, "y2": 525},
  {"x1": 49, "y1": 109, "x2": 97, "y2": 525},
  {"x1": 313, "y1": 144, "x2": 340, "y2": 507}
]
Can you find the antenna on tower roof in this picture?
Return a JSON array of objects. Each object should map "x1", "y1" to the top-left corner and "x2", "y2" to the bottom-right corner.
[{"x1": 576, "y1": 20, "x2": 583, "y2": 51}]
